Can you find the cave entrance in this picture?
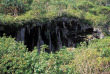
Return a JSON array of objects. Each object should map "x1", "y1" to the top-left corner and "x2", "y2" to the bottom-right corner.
[
  {"x1": 16, "y1": 17, "x2": 93, "y2": 52},
  {"x1": 0, "y1": 17, "x2": 93, "y2": 52}
]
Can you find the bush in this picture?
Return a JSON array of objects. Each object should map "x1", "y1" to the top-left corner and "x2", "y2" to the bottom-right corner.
[
  {"x1": 0, "y1": 0, "x2": 32, "y2": 16},
  {"x1": 0, "y1": 36, "x2": 110, "y2": 73},
  {"x1": 0, "y1": 36, "x2": 75, "y2": 74},
  {"x1": 0, "y1": 51, "x2": 33, "y2": 74},
  {"x1": 73, "y1": 37, "x2": 110, "y2": 74},
  {"x1": 77, "y1": 1, "x2": 95, "y2": 11},
  {"x1": 89, "y1": 6, "x2": 110, "y2": 15},
  {"x1": 0, "y1": 36, "x2": 33, "y2": 74},
  {"x1": 85, "y1": 12, "x2": 108, "y2": 27},
  {"x1": 0, "y1": 35, "x2": 27, "y2": 58},
  {"x1": 32, "y1": 46, "x2": 75, "y2": 73}
]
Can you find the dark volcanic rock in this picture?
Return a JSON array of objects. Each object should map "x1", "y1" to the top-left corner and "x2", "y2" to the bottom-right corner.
[
  {"x1": 0, "y1": 17, "x2": 94, "y2": 52},
  {"x1": 16, "y1": 17, "x2": 93, "y2": 52}
]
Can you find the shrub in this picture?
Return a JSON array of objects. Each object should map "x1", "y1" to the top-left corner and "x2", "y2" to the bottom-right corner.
[
  {"x1": 0, "y1": 52, "x2": 33, "y2": 74},
  {"x1": 77, "y1": 1, "x2": 95, "y2": 11},
  {"x1": 89, "y1": 6, "x2": 110, "y2": 15},
  {"x1": 0, "y1": 36, "x2": 110, "y2": 73},
  {"x1": 0, "y1": 0, "x2": 32, "y2": 16},
  {"x1": 0, "y1": 36, "x2": 34, "y2": 74},
  {"x1": 0, "y1": 35, "x2": 27, "y2": 59},
  {"x1": 32, "y1": 46, "x2": 75, "y2": 73},
  {"x1": 73, "y1": 37, "x2": 110, "y2": 74},
  {"x1": 0, "y1": 37, "x2": 75, "y2": 74},
  {"x1": 85, "y1": 12, "x2": 108, "y2": 27}
]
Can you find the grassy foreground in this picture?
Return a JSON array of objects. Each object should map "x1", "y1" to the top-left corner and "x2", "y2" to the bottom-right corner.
[{"x1": 0, "y1": 36, "x2": 110, "y2": 74}]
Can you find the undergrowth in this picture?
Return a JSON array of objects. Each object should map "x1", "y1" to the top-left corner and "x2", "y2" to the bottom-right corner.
[{"x1": 0, "y1": 36, "x2": 110, "y2": 74}]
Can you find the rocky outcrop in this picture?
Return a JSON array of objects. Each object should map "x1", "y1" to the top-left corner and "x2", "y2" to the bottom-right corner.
[
  {"x1": 15, "y1": 17, "x2": 93, "y2": 52},
  {"x1": 93, "y1": 28, "x2": 105, "y2": 39},
  {"x1": 0, "y1": 17, "x2": 94, "y2": 52}
]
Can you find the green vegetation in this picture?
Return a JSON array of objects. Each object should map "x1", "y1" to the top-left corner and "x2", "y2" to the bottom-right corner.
[
  {"x1": 0, "y1": 0, "x2": 110, "y2": 27},
  {"x1": 74, "y1": 37, "x2": 110, "y2": 73},
  {"x1": 0, "y1": 0, "x2": 32, "y2": 16},
  {"x1": 0, "y1": 0, "x2": 110, "y2": 73},
  {"x1": 0, "y1": 36, "x2": 110, "y2": 73}
]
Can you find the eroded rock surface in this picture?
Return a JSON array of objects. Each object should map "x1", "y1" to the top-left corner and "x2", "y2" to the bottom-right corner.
[
  {"x1": 0, "y1": 17, "x2": 95, "y2": 52},
  {"x1": 16, "y1": 17, "x2": 93, "y2": 52}
]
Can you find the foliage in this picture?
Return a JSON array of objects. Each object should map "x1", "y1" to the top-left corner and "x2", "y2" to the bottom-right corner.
[
  {"x1": 0, "y1": 35, "x2": 27, "y2": 59},
  {"x1": 0, "y1": 36, "x2": 110, "y2": 73},
  {"x1": 0, "y1": 0, "x2": 109, "y2": 29},
  {"x1": 0, "y1": 10, "x2": 36, "y2": 26},
  {"x1": 76, "y1": 0, "x2": 110, "y2": 6},
  {"x1": 77, "y1": 1, "x2": 95, "y2": 11},
  {"x1": 73, "y1": 37, "x2": 110, "y2": 74},
  {"x1": 0, "y1": 36, "x2": 33, "y2": 74},
  {"x1": 0, "y1": 52, "x2": 33, "y2": 74},
  {"x1": 0, "y1": 0, "x2": 110, "y2": 73},
  {"x1": 30, "y1": 45, "x2": 75, "y2": 73},
  {"x1": 85, "y1": 12, "x2": 108, "y2": 27},
  {"x1": 0, "y1": 0, "x2": 33, "y2": 16},
  {"x1": 89, "y1": 6, "x2": 110, "y2": 15},
  {"x1": 0, "y1": 36, "x2": 75, "y2": 74}
]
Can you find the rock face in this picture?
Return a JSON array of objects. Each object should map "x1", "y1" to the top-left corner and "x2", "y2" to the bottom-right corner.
[
  {"x1": 0, "y1": 17, "x2": 94, "y2": 52},
  {"x1": 0, "y1": 26, "x2": 5, "y2": 36},
  {"x1": 93, "y1": 28, "x2": 105, "y2": 39},
  {"x1": 15, "y1": 17, "x2": 93, "y2": 52},
  {"x1": 105, "y1": 25, "x2": 110, "y2": 35}
]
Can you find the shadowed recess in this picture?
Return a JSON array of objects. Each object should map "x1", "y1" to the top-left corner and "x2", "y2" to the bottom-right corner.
[{"x1": 0, "y1": 17, "x2": 93, "y2": 52}]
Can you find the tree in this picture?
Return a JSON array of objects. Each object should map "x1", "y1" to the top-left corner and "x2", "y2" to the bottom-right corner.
[
  {"x1": 0, "y1": 0, "x2": 32, "y2": 16},
  {"x1": 77, "y1": 1, "x2": 95, "y2": 12}
]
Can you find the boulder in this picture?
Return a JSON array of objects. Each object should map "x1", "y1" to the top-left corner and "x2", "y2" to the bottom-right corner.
[{"x1": 93, "y1": 28, "x2": 105, "y2": 39}]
